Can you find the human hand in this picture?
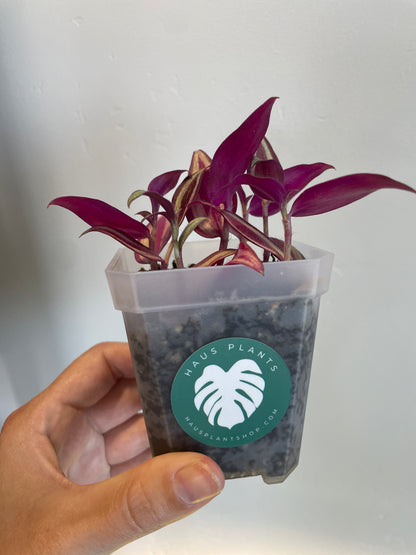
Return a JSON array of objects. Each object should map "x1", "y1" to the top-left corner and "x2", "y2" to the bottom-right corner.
[{"x1": 0, "y1": 342, "x2": 224, "y2": 554}]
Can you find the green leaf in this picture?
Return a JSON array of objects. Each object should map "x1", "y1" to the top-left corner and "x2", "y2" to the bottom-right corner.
[
  {"x1": 188, "y1": 150, "x2": 212, "y2": 174},
  {"x1": 178, "y1": 217, "x2": 209, "y2": 250}
]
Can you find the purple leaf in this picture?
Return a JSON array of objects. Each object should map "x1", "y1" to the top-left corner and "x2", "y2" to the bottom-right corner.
[
  {"x1": 49, "y1": 196, "x2": 150, "y2": 240},
  {"x1": 283, "y1": 163, "x2": 334, "y2": 201},
  {"x1": 152, "y1": 214, "x2": 172, "y2": 254},
  {"x1": 290, "y1": 173, "x2": 416, "y2": 217},
  {"x1": 173, "y1": 169, "x2": 206, "y2": 224},
  {"x1": 148, "y1": 169, "x2": 186, "y2": 196},
  {"x1": 248, "y1": 178, "x2": 285, "y2": 217},
  {"x1": 244, "y1": 175, "x2": 285, "y2": 206},
  {"x1": 226, "y1": 242, "x2": 264, "y2": 274},
  {"x1": 210, "y1": 206, "x2": 285, "y2": 260},
  {"x1": 127, "y1": 190, "x2": 176, "y2": 224},
  {"x1": 185, "y1": 200, "x2": 225, "y2": 239},
  {"x1": 80, "y1": 225, "x2": 165, "y2": 264},
  {"x1": 249, "y1": 159, "x2": 284, "y2": 182},
  {"x1": 213, "y1": 174, "x2": 285, "y2": 209},
  {"x1": 193, "y1": 249, "x2": 236, "y2": 268},
  {"x1": 195, "y1": 166, "x2": 213, "y2": 203},
  {"x1": 248, "y1": 163, "x2": 334, "y2": 216},
  {"x1": 252, "y1": 137, "x2": 284, "y2": 183},
  {"x1": 248, "y1": 195, "x2": 281, "y2": 217},
  {"x1": 136, "y1": 210, "x2": 152, "y2": 221},
  {"x1": 204, "y1": 97, "x2": 277, "y2": 205}
]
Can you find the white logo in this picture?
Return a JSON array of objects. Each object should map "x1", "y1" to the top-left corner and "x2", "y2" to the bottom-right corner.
[{"x1": 194, "y1": 359, "x2": 265, "y2": 430}]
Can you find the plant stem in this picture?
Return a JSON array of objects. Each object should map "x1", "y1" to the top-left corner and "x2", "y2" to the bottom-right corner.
[
  {"x1": 173, "y1": 242, "x2": 184, "y2": 268},
  {"x1": 164, "y1": 241, "x2": 174, "y2": 267},
  {"x1": 281, "y1": 207, "x2": 292, "y2": 261},
  {"x1": 171, "y1": 222, "x2": 184, "y2": 269},
  {"x1": 149, "y1": 222, "x2": 158, "y2": 271},
  {"x1": 219, "y1": 227, "x2": 230, "y2": 251},
  {"x1": 262, "y1": 200, "x2": 270, "y2": 262},
  {"x1": 217, "y1": 222, "x2": 230, "y2": 266}
]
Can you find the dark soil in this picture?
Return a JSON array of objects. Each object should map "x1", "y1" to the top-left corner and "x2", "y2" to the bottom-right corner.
[{"x1": 124, "y1": 296, "x2": 320, "y2": 484}]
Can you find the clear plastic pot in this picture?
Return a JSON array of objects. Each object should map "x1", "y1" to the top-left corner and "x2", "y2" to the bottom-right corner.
[{"x1": 106, "y1": 241, "x2": 333, "y2": 484}]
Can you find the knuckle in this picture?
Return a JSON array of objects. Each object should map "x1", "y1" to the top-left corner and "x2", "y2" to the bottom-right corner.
[
  {"x1": 88, "y1": 341, "x2": 122, "y2": 354},
  {"x1": 120, "y1": 477, "x2": 165, "y2": 538},
  {"x1": 87, "y1": 341, "x2": 112, "y2": 355},
  {"x1": 1, "y1": 406, "x2": 24, "y2": 435}
]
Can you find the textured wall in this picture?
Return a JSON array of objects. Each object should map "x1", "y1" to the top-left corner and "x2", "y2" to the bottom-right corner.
[{"x1": 1, "y1": 1, "x2": 415, "y2": 553}]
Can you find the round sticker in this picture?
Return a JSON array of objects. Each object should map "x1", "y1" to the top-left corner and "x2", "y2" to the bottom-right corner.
[{"x1": 171, "y1": 337, "x2": 292, "y2": 447}]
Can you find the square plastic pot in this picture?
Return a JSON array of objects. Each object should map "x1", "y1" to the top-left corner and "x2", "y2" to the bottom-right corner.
[{"x1": 106, "y1": 241, "x2": 333, "y2": 484}]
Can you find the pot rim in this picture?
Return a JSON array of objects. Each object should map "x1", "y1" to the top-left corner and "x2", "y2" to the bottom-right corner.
[{"x1": 106, "y1": 240, "x2": 334, "y2": 314}]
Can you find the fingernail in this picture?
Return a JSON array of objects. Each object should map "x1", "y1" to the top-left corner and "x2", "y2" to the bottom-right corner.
[{"x1": 173, "y1": 462, "x2": 224, "y2": 505}]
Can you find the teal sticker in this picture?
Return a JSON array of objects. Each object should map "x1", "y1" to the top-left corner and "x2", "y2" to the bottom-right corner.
[{"x1": 171, "y1": 337, "x2": 292, "y2": 447}]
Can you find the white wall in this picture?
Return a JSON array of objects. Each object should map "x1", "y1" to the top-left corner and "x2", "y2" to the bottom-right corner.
[{"x1": 1, "y1": 1, "x2": 415, "y2": 553}]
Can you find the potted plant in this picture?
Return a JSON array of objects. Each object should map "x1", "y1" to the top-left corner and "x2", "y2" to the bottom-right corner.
[{"x1": 50, "y1": 98, "x2": 414, "y2": 484}]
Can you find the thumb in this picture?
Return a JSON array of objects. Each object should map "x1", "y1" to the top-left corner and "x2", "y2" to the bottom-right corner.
[{"x1": 72, "y1": 452, "x2": 224, "y2": 554}]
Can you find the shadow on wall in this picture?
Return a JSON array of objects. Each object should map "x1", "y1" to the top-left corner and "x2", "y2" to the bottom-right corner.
[
  {"x1": 0, "y1": 13, "x2": 60, "y2": 405},
  {"x1": 0, "y1": 125, "x2": 59, "y2": 404}
]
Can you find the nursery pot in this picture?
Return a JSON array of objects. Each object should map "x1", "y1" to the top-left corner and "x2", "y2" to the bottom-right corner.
[{"x1": 106, "y1": 240, "x2": 333, "y2": 484}]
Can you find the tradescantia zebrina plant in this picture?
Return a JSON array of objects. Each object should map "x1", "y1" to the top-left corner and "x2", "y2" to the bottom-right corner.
[{"x1": 50, "y1": 97, "x2": 415, "y2": 274}]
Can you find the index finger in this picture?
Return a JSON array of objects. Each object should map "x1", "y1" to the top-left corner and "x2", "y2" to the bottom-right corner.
[{"x1": 47, "y1": 342, "x2": 135, "y2": 410}]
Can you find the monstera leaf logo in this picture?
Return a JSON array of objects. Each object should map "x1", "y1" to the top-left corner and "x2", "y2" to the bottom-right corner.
[{"x1": 194, "y1": 359, "x2": 265, "y2": 429}]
